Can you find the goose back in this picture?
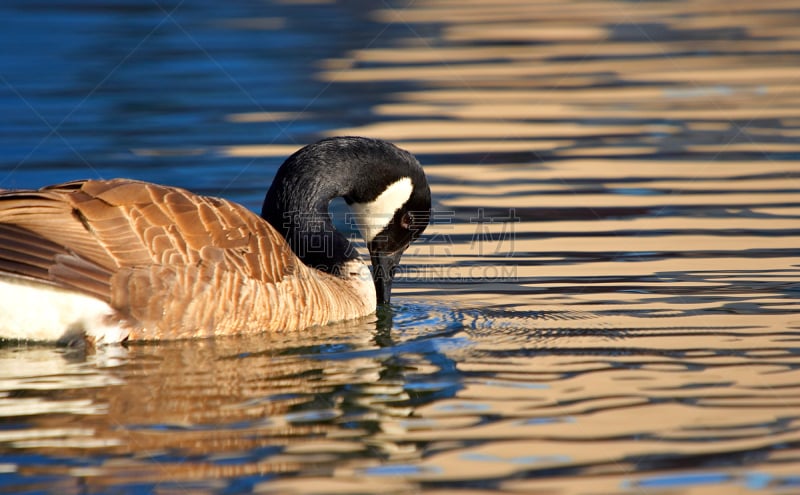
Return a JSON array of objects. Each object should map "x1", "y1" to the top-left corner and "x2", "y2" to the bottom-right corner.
[{"x1": 0, "y1": 179, "x2": 375, "y2": 341}]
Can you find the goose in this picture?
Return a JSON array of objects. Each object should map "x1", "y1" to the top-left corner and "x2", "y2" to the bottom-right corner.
[{"x1": 0, "y1": 137, "x2": 431, "y2": 344}]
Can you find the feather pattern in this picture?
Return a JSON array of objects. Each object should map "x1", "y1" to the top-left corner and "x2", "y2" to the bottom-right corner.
[{"x1": 0, "y1": 179, "x2": 375, "y2": 341}]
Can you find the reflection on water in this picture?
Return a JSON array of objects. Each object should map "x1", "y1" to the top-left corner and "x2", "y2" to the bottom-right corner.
[{"x1": 1, "y1": 0, "x2": 800, "y2": 493}]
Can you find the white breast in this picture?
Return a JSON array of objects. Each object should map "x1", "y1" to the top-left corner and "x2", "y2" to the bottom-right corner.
[
  {"x1": 339, "y1": 259, "x2": 377, "y2": 310},
  {"x1": 0, "y1": 278, "x2": 127, "y2": 345}
]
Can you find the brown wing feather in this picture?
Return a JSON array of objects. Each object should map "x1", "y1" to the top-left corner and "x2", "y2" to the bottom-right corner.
[
  {"x1": 0, "y1": 195, "x2": 115, "y2": 300},
  {"x1": 0, "y1": 179, "x2": 295, "y2": 280},
  {"x1": 0, "y1": 180, "x2": 298, "y2": 326},
  {"x1": 0, "y1": 179, "x2": 371, "y2": 339},
  {"x1": 0, "y1": 189, "x2": 119, "y2": 270}
]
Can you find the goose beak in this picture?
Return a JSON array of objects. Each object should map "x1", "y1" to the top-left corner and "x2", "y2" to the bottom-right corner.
[{"x1": 370, "y1": 250, "x2": 404, "y2": 305}]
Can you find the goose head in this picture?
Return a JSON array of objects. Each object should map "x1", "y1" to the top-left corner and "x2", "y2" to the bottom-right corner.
[{"x1": 261, "y1": 137, "x2": 431, "y2": 306}]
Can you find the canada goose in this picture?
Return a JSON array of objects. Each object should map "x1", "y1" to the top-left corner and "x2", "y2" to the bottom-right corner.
[{"x1": 0, "y1": 137, "x2": 431, "y2": 344}]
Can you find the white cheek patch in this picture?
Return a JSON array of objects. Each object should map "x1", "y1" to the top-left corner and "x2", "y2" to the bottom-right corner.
[{"x1": 350, "y1": 177, "x2": 413, "y2": 243}]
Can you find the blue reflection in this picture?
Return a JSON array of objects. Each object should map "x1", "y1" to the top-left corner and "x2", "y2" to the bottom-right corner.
[
  {"x1": 362, "y1": 464, "x2": 442, "y2": 476},
  {"x1": 632, "y1": 472, "x2": 730, "y2": 488}
]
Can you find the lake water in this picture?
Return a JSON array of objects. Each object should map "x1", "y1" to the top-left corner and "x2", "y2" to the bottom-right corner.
[{"x1": 1, "y1": 0, "x2": 799, "y2": 493}]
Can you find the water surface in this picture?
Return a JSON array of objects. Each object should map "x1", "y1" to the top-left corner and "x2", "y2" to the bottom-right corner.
[{"x1": 1, "y1": 0, "x2": 799, "y2": 493}]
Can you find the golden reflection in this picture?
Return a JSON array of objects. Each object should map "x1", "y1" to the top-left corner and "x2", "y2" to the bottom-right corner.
[
  {"x1": 221, "y1": 144, "x2": 308, "y2": 157},
  {"x1": 0, "y1": 318, "x2": 427, "y2": 486},
  {"x1": 329, "y1": 120, "x2": 679, "y2": 140},
  {"x1": 224, "y1": 111, "x2": 308, "y2": 123}
]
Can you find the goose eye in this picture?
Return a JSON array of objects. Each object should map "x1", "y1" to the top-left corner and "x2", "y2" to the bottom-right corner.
[{"x1": 401, "y1": 211, "x2": 413, "y2": 229}]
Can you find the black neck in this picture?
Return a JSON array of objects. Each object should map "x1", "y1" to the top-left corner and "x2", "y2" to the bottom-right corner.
[
  {"x1": 260, "y1": 137, "x2": 423, "y2": 276},
  {"x1": 261, "y1": 164, "x2": 357, "y2": 277}
]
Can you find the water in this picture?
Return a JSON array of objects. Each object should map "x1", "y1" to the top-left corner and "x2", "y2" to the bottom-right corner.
[{"x1": 1, "y1": 0, "x2": 799, "y2": 493}]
